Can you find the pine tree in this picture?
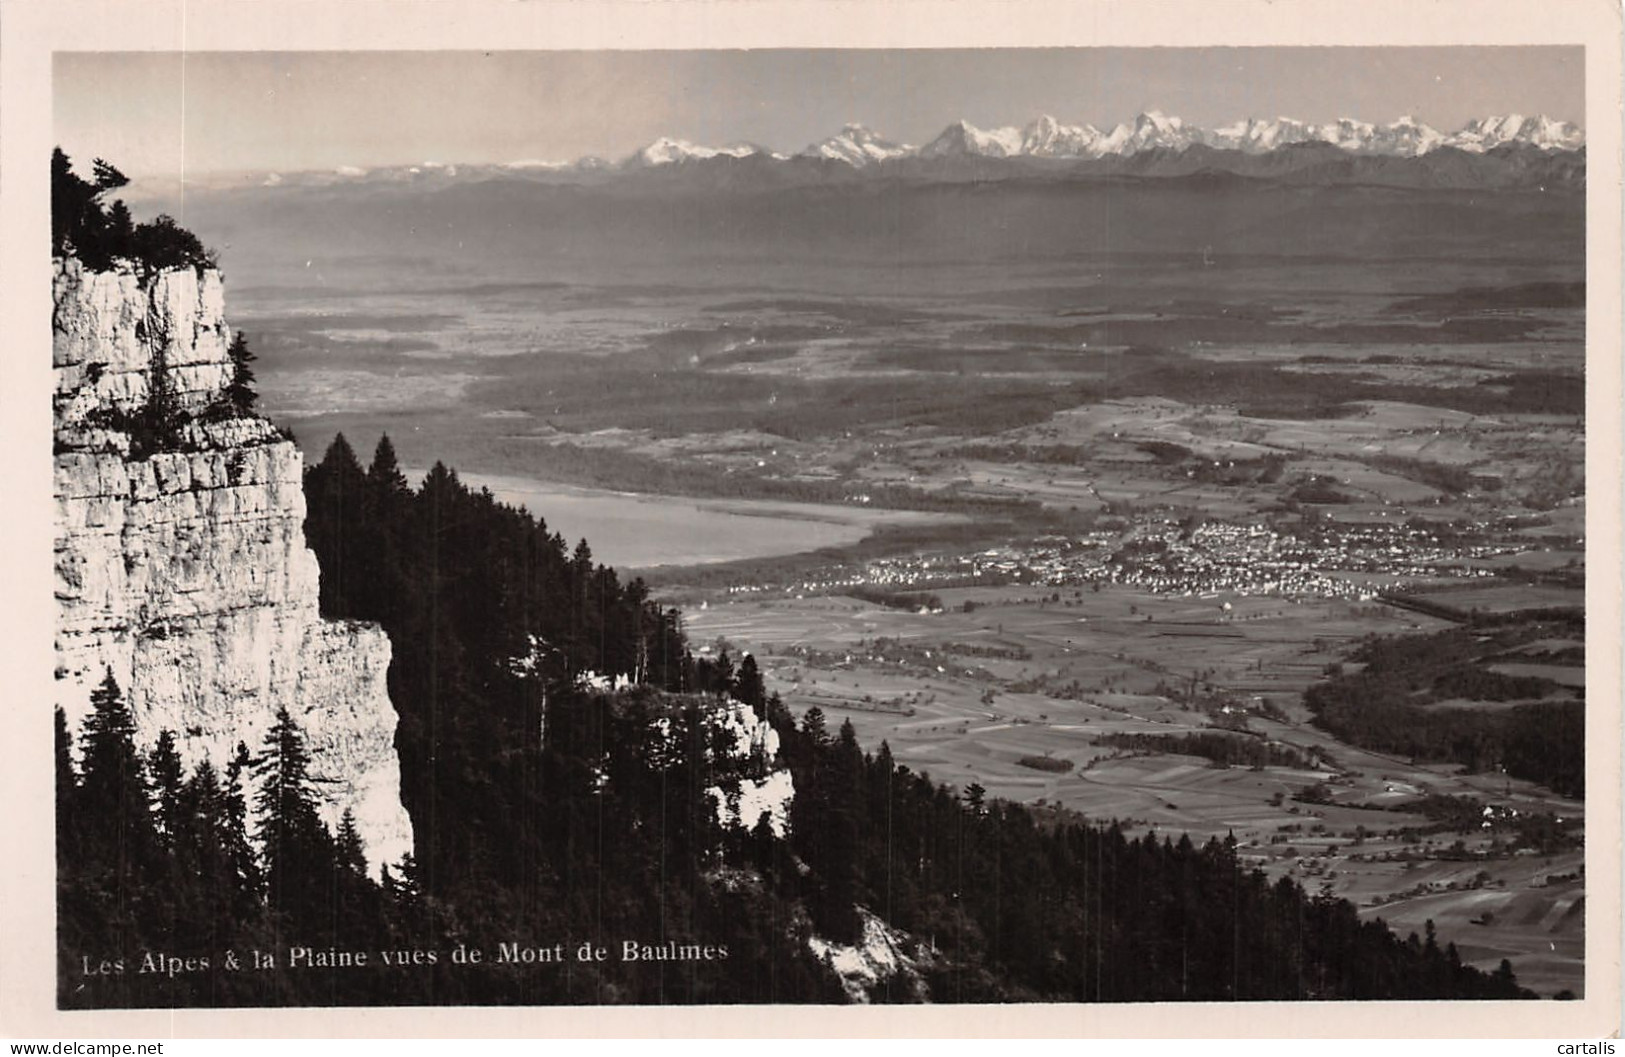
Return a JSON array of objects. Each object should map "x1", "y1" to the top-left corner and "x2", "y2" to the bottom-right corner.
[
  {"x1": 821, "y1": 719, "x2": 866, "y2": 941},
  {"x1": 55, "y1": 703, "x2": 90, "y2": 1009},
  {"x1": 568, "y1": 538, "x2": 597, "y2": 672},
  {"x1": 52, "y1": 150, "x2": 128, "y2": 268},
  {"x1": 91, "y1": 158, "x2": 130, "y2": 194},
  {"x1": 105, "y1": 200, "x2": 135, "y2": 248},
  {"x1": 77, "y1": 670, "x2": 159, "y2": 873},
  {"x1": 252, "y1": 707, "x2": 335, "y2": 927},
  {"x1": 139, "y1": 333, "x2": 180, "y2": 455},
  {"x1": 306, "y1": 434, "x2": 367, "y2": 614},
  {"x1": 570, "y1": 537, "x2": 594, "y2": 577},
  {"x1": 128, "y1": 214, "x2": 215, "y2": 272},
  {"x1": 55, "y1": 707, "x2": 78, "y2": 863},
  {"x1": 386, "y1": 853, "x2": 422, "y2": 906},
  {"x1": 330, "y1": 807, "x2": 386, "y2": 953},
  {"x1": 146, "y1": 730, "x2": 184, "y2": 847},
  {"x1": 734, "y1": 653, "x2": 766, "y2": 714},
  {"x1": 52, "y1": 148, "x2": 90, "y2": 257},
  {"x1": 335, "y1": 808, "x2": 368, "y2": 877},
  {"x1": 366, "y1": 432, "x2": 412, "y2": 550},
  {"x1": 1493, "y1": 958, "x2": 1519, "y2": 993},
  {"x1": 69, "y1": 670, "x2": 162, "y2": 987},
  {"x1": 362, "y1": 435, "x2": 413, "y2": 621},
  {"x1": 801, "y1": 706, "x2": 829, "y2": 748},
  {"x1": 714, "y1": 647, "x2": 736, "y2": 695},
  {"x1": 224, "y1": 331, "x2": 258, "y2": 413},
  {"x1": 183, "y1": 759, "x2": 226, "y2": 869},
  {"x1": 368, "y1": 434, "x2": 408, "y2": 493},
  {"x1": 222, "y1": 741, "x2": 263, "y2": 903},
  {"x1": 158, "y1": 758, "x2": 230, "y2": 958}
]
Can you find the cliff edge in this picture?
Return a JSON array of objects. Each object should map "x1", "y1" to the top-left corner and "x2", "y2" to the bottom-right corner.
[{"x1": 52, "y1": 256, "x2": 413, "y2": 875}]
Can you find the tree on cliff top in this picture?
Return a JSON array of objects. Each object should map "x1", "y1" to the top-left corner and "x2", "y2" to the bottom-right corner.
[
  {"x1": 52, "y1": 148, "x2": 215, "y2": 273},
  {"x1": 52, "y1": 149, "x2": 127, "y2": 271}
]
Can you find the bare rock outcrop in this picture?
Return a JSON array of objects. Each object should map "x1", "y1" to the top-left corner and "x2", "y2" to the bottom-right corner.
[{"x1": 52, "y1": 256, "x2": 413, "y2": 875}]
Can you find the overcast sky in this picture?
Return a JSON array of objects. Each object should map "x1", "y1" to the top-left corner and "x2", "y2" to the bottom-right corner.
[{"x1": 54, "y1": 47, "x2": 1584, "y2": 177}]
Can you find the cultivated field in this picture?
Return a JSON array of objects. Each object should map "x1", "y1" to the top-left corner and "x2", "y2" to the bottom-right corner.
[{"x1": 685, "y1": 583, "x2": 1587, "y2": 994}]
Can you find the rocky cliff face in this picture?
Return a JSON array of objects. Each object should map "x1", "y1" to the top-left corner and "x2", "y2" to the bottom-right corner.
[
  {"x1": 699, "y1": 696, "x2": 793, "y2": 839},
  {"x1": 52, "y1": 256, "x2": 413, "y2": 875}
]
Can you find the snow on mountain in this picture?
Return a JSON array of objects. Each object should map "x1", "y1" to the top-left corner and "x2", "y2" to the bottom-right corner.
[
  {"x1": 1095, "y1": 110, "x2": 1205, "y2": 156},
  {"x1": 1195, "y1": 113, "x2": 1584, "y2": 156},
  {"x1": 623, "y1": 137, "x2": 762, "y2": 168},
  {"x1": 1208, "y1": 116, "x2": 1319, "y2": 153},
  {"x1": 1020, "y1": 114, "x2": 1104, "y2": 157},
  {"x1": 1448, "y1": 114, "x2": 1585, "y2": 152},
  {"x1": 1362, "y1": 115, "x2": 1447, "y2": 157},
  {"x1": 501, "y1": 158, "x2": 573, "y2": 171},
  {"x1": 799, "y1": 124, "x2": 914, "y2": 166},
  {"x1": 873, "y1": 112, "x2": 1582, "y2": 163},
  {"x1": 1311, "y1": 117, "x2": 1380, "y2": 152},
  {"x1": 1523, "y1": 114, "x2": 1584, "y2": 150},
  {"x1": 918, "y1": 119, "x2": 1027, "y2": 158}
]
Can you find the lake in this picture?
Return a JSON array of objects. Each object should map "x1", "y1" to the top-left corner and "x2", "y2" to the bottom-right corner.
[{"x1": 424, "y1": 470, "x2": 955, "y2": 570}]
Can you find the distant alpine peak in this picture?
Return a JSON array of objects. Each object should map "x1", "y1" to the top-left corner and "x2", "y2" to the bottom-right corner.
[
  {"x1": 624, "y1": 136, "x2": 761, "y2": 168},
  {"x1": 1099, "y1": 110, "x2": 1203, "y2": 154},
  {"x1": 1021, "y1": 114, "x2": 1103, "y2": 157},
  {"x1": 1371, "y1": 115, "x2": 1445, "y2": 155},
  {"x1": 919, "y1": 118, "x2": 1026, "y2": 158},
  {"x1": 1452, "y1": 113, "x2": 1585, "y2": 152},
  {"x1": 799, "y1": 124, "x2": 913, "y2": 166},
  {"x1": 1136, "y1": 109, "x2": 1185, "y2": 131}
]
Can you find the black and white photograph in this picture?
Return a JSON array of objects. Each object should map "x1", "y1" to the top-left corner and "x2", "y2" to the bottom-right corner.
[{"x1": 3, "y1": 0, "x2": 1621, "y2": 1040}]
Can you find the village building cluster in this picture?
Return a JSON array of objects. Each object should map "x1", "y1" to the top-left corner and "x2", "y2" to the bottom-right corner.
[{"x1": 727, "y1": 514, "x2": 1528, "y2": 603}]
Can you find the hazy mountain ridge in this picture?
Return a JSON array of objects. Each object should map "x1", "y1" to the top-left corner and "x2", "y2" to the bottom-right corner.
[{"x1": 146, "y1": 161, "x2": 1582, "y2": 297}]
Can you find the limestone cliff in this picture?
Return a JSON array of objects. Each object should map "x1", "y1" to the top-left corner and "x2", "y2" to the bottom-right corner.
[
  {"x1": 52, "y1": 255, "x2": 413, "y2": 875},
  {"x1": 700, "y1": 696, "x2": 794, "y2": 839}
]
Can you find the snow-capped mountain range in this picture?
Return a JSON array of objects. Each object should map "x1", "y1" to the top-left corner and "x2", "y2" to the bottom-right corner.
[
  {"x1": 619, "y1": 111, "x2": 1582, "y2": 169},
  {"x1": 145, "y1": 111, "x2": 1579, "y2": 198}
]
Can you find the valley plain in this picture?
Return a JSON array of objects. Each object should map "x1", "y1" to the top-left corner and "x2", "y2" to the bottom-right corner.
[{"x1": 169, "y1": 161, "x2": 1587, "y2": 996}]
